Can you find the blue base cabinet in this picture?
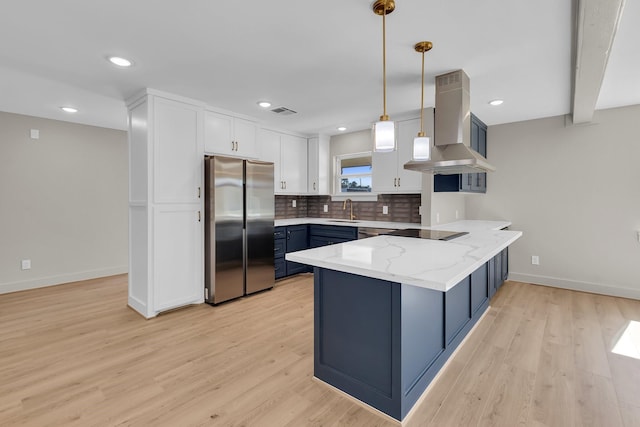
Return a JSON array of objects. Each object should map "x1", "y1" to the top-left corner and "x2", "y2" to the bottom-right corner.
[
  {"x1": 274, "y1": 227, "x2": 286, "y2": 279},
  {"x1": 489, "y1": 247, "x2": 509, "y2": 297},
  {"x1": 313, "y1": 260, "x2": 490, "y2": 421},
  {"x1": 309, "y1": 225, "x2": 357, "y2": 248},
  {"x1": 274, "y1": 225, "x2": 310, "y2": 279}
]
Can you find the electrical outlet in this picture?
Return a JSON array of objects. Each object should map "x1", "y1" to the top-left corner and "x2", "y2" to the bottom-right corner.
[
  {"x1": 323, "y1": 204, "x2": 328, "y2": 213},
  {"x1": 532, "y1": 255, "x2": 540, "y2": 265},
  {"x1": 21, "y1": 259, "x2": 31, "y2": 270},
  {"x1": 382, "y1": 206, "x2": 389, "y2": 215},
  {"x1": 292, "y1": 199, "x2": 296, "y2": 208},
  {"x1": 30, "y1": 129, "x2": 39, "y2": 139}
]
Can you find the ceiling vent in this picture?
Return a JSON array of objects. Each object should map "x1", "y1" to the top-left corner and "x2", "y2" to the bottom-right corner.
[{"x1": 270, "y1": 106, "x2": 297, "y2": 115}]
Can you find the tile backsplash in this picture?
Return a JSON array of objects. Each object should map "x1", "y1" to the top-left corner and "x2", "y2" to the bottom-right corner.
[{"x1": 275, "y1": 194, "x2": 421, "y2": 223}]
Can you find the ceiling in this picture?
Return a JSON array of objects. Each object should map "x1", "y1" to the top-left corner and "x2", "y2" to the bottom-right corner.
[{"x1": 0, "y1": 0, "x2": 638, "y2": 136}]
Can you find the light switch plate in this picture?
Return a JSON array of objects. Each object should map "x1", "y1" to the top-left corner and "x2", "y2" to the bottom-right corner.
[
  {"x1": 30, "y1": 129, "x2": 39, "y2": 139},
  {"x1": 382, "y1": 206, "x2": 388, "y2": 215},
  {"x1": 292, "y1": 200, "x2": 296, "y2": 208},
  {"x1": 323, "y1": 204, "x2": 328, "y2": 213},
  {"x1": 21, "y1": 259, "x2": 31, "y2": 270}
]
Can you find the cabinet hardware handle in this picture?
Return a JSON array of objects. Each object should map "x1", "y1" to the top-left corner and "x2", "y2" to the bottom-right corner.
[
  {"x1": 287, "y1": 230, "x2": 291, "y2": 240},
  {"x1": 198, "y1": 187, "x2": 201, "y2": 198},
  {"x1": 397, "y1": 177, "x2": 400, "y2": 187},
  {"x1": 284, "y1": 181, "x2": 287, "y2": 189},
  {"x1": 235, "y1": 141, "x2": 239, "y2": 151},
  {"x1": 198, "y1": 211, "x2": 201, "y2": 222},
  {"x1": 231, "y1": 141, "x2": 235, "y2": 151},
  {"x1": 313, "y1": 182, "x2": 316, "y2": 190},
  {"x1": 393, "y1": 178, "x2": 396, "y2": 187}
]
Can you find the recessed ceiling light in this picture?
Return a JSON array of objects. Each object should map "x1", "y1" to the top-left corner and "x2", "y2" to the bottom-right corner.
[
  {"x1": 60, "y1": 106, "x2": 78, "y2": 113},
  {"x1": 337, "y1": 126, "x2": 347, "y2": 132},
  {"x1": 108, "y1": 56, "x2": 133, "y2": 67},
  {"x1": 257, "y1": 101, "x2": 272, "y2": 108},
  {"x1": 489, "y1": 99, "x2": 504, "y2": 106}
]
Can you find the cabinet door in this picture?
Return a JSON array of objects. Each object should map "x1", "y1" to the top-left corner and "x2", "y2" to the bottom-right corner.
[
  {"x1": 153, "y1": 205, "x2": 202, "y2": 312},
  {"x1": 308, "y1": 136, "x2": 330, "y2": 194},
  {"x1": 372, "y1": 150, "x2": 398, "y2": 193},
  {"x1": 154, "y1": 98, "x2": 202, "y2": 204},
  {"x1": 280, "y1": 135, "x2": 308, "y2": 194},
  {"x1": 233, "y1": 118, "x2": 258, "y2": 158},
  {"x1": 259, "y1": 129, "x2": 282, "y2": 191},
  {"x1": 477, "y1": 125, "x2": 487, "y2": 192},
  {"x1": 204, "y1": 111, "x2": 234, "y2": 156},
  {"x1": 396, "y1": 119, "x2": 422, "y2": 192},
  {"x1": 286, "y1": 225, "x2": 309, "y2": 275}
]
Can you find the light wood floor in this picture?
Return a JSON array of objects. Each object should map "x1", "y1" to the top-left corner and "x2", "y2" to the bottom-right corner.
[{"x1": 1, "y1": 275, "x2": 639, "y2": 426}]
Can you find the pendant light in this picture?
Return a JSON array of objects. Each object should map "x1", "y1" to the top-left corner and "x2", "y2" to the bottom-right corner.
[
  {"x1": 413, "y1": 41, "x2": 433, "y2": 160},
  {"x1": 372, "y1": 0, "x2": 396, "y2": 152}
]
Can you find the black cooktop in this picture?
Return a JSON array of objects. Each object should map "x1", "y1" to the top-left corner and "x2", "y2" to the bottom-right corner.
[{"x1": 386, "y1": 228, "x2": 469, "y2": 241}]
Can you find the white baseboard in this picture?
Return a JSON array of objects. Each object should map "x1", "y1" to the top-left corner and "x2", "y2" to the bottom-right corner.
[
  {"x1": 508, "y1": 272, "x2": 640, "y2": 300},
  {"x1": 0, "y1": 265, "x2": 128, "y2": 295}
]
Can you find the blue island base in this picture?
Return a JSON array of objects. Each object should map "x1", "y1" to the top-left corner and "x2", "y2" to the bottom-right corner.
[{"x1": 313, "y1": 264, "x2": 492, "y2": 421}]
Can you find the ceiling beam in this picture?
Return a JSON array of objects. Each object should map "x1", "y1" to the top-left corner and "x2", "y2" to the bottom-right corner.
[{"x1": 572, "y1": 0, "x2": 625, "y2": 124}]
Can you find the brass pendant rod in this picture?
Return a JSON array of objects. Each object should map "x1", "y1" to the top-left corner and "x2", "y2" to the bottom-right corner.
[
  {"x1": 382, "y1": 5, "x2": 387, "y2": 118},
  {"x1": 414, "y1": 41, "x2": 432, "y2": 137},
  {"x1": 419, "y1": 49, "x2": 425, "y2": 134}
]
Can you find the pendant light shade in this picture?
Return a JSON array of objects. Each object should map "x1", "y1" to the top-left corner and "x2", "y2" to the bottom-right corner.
[
  {"x1": 413, "y1": 135, "x2": 430, "y2": 160},
  {"x1": 412, "y1": 41, "x2": 433, "y2": 161},
  {"x1": 373, "y1": 119, "x2": 396, "y2": 152},
  {"x1": 372, "y1": 0, "x2": 396, "y2": 152}
]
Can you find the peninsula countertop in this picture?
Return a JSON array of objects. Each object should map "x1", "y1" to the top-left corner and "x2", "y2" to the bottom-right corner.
[{"x1": 285, "y1": 220, "x2": 521, "y2": 291}]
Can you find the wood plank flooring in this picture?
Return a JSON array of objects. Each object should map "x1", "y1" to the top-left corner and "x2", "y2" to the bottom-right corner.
[{"x1": 1, "y1": 274, "x2": 639, "y2": 426}]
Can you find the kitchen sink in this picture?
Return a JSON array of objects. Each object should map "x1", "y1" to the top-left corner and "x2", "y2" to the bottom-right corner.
[{"x1": 328, "y1": 220, "x2": 360, "y2": 223}]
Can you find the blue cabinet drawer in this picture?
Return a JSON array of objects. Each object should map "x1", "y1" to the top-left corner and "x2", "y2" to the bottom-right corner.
[
  {"x1": 275, "y1": 259, "x2": 286, "y2": 279},
  {"x1": 274, "y1": 227, "x2": 286, "y2": 240},
  {"x1": 310, "y1": 236, "x2": 352, "y2": 248},
  {"x1": 309, "y1": 225, "x2": 358, "y2": 240},
  {"x1": 274, "y1": 239, "x2": 285, "y2": 258}
]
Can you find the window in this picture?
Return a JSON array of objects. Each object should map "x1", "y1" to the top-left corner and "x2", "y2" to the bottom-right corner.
[{"x1": 335, "y1": 153, "x2": 372, "y2": 193}]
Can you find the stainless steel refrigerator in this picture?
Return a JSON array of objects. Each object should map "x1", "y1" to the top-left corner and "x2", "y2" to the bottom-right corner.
[{"x1": 204, "y1": 156, "x2": 275, "y2": 304}]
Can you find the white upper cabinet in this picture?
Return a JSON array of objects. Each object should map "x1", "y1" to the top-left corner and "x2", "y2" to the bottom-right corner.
[
  {"x1": 372, "y1": 118, "x2": 423, "y2": 193},
  {"x1": 259, "y1": 129, "x2": 282, "y2": 187},
  {"x1": 204, "y1": 110, "x2": 258, "y2": 158},
  {"x1": 307, "y1": 135, "x2": 330, "y2": 195},
  {"x1": 154, "y1": 97, "x2": 203, "y2": 203},
  {"x1": 280, "y1": 134, "x2": 308, "y2": 194},
  {"x1": 258, "y1": 129, "x2": 308, "y2": 194}
]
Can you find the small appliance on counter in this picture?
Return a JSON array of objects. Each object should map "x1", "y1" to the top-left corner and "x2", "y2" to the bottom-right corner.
[{"x1": 204, "y1": 156, "x2": 275, "y2": 304}]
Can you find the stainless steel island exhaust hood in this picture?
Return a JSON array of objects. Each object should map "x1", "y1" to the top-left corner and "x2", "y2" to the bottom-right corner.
[{"x1": 404, "y1": 69, "x2": 495, "y2": 175}]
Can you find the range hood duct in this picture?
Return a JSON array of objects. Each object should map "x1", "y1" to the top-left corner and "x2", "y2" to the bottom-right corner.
[{"x1": 404, "y1": 69, "x2": 495, "y2": 175}]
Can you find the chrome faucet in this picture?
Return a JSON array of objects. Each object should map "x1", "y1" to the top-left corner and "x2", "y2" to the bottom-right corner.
[{"x1": 343, "y1": 198, "x2": 356, "y2": 221}]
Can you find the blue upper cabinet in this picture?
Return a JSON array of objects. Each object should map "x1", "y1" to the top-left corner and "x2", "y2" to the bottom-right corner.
[{"x1": 434, "y1": 114, "x2": 488, "y2": 193}]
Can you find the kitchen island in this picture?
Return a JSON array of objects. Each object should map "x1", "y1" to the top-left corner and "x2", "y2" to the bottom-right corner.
[{"x1": 286, "y1": 221, "x2": 521, "y2": 422}]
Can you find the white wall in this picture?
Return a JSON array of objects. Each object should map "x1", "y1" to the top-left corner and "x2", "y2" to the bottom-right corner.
[
  {"x1": 431, "y1": 192, "x2": 466, "y2": 226},
  {"x1": 466, "y1": 105, "x2": 640, "y2": 299},
  {"x1": 0, "y1": 111, "x2": 128, "y2": 294}
]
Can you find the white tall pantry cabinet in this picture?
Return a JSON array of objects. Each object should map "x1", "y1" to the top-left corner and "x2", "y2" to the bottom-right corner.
[{"x1": 127, "y1": 89, "x2": 204, "y2": 318}]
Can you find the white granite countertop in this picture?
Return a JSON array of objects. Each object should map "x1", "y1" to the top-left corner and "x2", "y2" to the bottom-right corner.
[
  {"x1": 285, "y1": 220, "x2": 521, "y2": 292},
  {"x1": 275, "y1": 217, "x2": 512, "y2": 231},
  {"x1": 274, "y1": 217, "x2": 420, "y2": 230}
]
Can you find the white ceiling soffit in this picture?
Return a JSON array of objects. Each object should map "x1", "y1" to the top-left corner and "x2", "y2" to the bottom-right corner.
[{"x1": 572, "y1": 0, "x2": 626, "y2": 124}]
